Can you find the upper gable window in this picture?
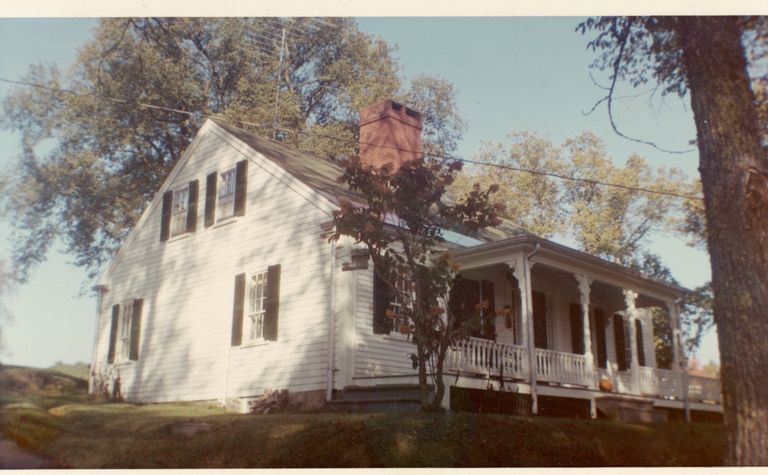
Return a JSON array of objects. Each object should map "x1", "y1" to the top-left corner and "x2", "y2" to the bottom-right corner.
[
  {"x1": 218, "y1": 168, "x2": 236, "y2": 220},
  {"x1": 171, "y1": 186, "x2": 190, "y2": 236},
  {"x1": 204, "y1": 160, "x2": 248, "y2": 228},
  {"x1": 160, "y1": 180, "x2": 198, "y2": 241}
]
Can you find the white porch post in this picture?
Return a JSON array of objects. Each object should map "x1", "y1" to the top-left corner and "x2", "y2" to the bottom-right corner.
[
  {"x1": 575, "y1": 274, "x2": 596, "y2": 394},
  {"x1": 623, "y1": 289, "x2": 641, "y2": 395},
  {"x1": 508, "y1": 256, "x2": 537, "y2": 415},
  {"x1": 667, "y1": 301, "x2": 691, "y2": 422}
]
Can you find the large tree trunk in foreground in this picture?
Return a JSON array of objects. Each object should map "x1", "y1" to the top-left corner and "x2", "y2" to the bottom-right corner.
[{"x1": 676, "y1": 16, "x2": 768, "y2": 465}]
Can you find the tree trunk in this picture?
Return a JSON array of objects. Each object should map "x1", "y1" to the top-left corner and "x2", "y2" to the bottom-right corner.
[{"x1": 676, "y1": 16, "x2": 768, "y2": 465}]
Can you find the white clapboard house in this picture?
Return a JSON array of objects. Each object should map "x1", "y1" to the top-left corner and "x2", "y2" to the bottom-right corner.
[{"x1": 90, "y1": 100, "x2": 722, "y2": 420}]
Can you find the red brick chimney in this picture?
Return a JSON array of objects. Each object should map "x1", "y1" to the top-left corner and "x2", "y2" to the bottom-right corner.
[{"x1": 359, "y1": 100, "x2": 423, "y2": 171}]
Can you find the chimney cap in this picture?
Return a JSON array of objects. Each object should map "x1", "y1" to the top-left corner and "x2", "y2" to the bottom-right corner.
[{"x1": 359, "y1": 100, "x2": 423, "y2": 129}]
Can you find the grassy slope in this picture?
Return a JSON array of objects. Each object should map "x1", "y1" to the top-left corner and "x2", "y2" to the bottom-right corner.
[
  {"x1": 0, "y1": 365, "x2": 725, "y2": 468},
  {"x1": 47, "y1": 362, "x2": 90, "y2": 381}
]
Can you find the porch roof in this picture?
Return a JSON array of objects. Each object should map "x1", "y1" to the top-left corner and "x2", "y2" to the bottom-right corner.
[{"x1": 452, "y1": 234, "x2": 689, "y2": 301}]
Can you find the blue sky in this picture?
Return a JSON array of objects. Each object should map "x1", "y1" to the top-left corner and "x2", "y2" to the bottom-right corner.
[{"x1": 0, "y1": 17, "x2": 719, "y2": 367}]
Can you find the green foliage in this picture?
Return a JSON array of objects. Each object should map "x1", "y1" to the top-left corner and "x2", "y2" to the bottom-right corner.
[
  {"x1": 452, "y1": 131, "x2": 692, "y2": 265},
  {"x1": 630, "y1": 252, "x2": 713, "y2": 362},
  {"x1": 1, "y1": 18, "x2": 466, "y2": 282},
  {"x1": 330, "y1": 157, "x2": 502, "y2": 410}
]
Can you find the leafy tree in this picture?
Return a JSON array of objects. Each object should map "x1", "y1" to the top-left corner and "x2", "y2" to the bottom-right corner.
[
  {"x1": 450, "y1": 131, "x2": 567, "y2": 238},
  {"x1": 1, "y1": 18, "x2": 465, "y2": 282},
  {"x1": 630, "y1": 252, "x2": 713, "y2": 368},
  {"x1": 579, "y1": 16, "x2": 768, "y2": 465},
  {"x1": 452, "y1": 131, "x2": 691, "y2": 265},
  {"x1": 330, "y1": 158, "x2": 502, "y2": 411}
]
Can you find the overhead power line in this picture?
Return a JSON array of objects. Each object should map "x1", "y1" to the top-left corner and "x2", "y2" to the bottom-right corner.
[{"x1": 0, "y1": 76, "x2": 704, "y2": 201}]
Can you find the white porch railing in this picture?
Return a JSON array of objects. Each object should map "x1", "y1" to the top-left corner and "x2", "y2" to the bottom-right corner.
[
  {"x1": 534, "y1": 348, "x2": 590, "y2": 386},
  {"x1": 448, "y1": 340, "x2": 721, "y2": 405},
  {"x1": 447, "y1": 337, "x2": 527, "y2": 380},
  {"x1": 688, "y1": 375, "x2": 722, "y2": 404},
  {"x1": 638, "y1": 366, "x2": 683, "y2": 399}
]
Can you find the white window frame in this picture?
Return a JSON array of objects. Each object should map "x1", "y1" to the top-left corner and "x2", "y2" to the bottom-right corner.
[
  {"x1": 243, "y1": 269, "x2": 268, "y2": 344},
  {"x1": 217, "y1": 167, "x2": 236, "y2": 221},
  {"x1": 116, "y1": 300, "x2": 134, "y2": 363},
  {"x1": 385, "y1": 269, "x2": 415, "y2": 336},
  {"x1": 171, "y1": 185, "x2": 189, "y2": 236}
]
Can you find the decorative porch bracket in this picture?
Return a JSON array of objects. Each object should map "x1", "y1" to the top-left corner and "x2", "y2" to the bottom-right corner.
[
  {"x1": 507, "y1": 256, "x2": 538, "y2": 415},
  {"x1": 623, "y1": 289, "x2": 641, "y2": 394},
  {"x1": 575, "y1": 274, "x2": 596, "y2": 391}
]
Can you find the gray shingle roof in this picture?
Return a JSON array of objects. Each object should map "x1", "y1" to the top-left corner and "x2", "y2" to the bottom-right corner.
[{"x1": 214, "y1": 119, "x2": 528, "y2": 243}]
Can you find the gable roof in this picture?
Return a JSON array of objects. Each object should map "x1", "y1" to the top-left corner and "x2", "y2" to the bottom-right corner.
[
  {"x1": 213, "y1": 119, "x2": 528, "y2": 243},
  {"x1": 213, "y1": 120, "x2": 364, "y2": 205}
]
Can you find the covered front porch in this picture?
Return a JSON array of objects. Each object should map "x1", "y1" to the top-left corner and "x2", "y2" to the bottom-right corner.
[{"x1": 444, "y1": 236, "x2": 722, "y2": 416}]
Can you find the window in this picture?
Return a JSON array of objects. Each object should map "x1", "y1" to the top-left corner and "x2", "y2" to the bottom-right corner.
[
  {"x1": 171, "y1": 186, "x2": 189, "y2": 236},
  {"x1": 204, "y1": 160, "x2": 248, "y2": 228},
  {"x1": 373, "y1": 267, "x2": 415, "y2": 335},
  {"x1": 244, "y1": 270, "x2": 268, "y2": 342},
  {"x1": 160, "y1": 180, "x2": 198, "y2": 241},
  {"x1": 448, "y1": 276, "x2": 495, "y2": 340},
  {"x1": 231, "y1": 265, "x2": 281, "y2": 345},
  {"x1": 387, "y1": 271, "x2": 414, "y2": 333},
  {"x1": 218, "y1": 168, "x2": 236, "y2": 220},
  {"x1": 107, "y1": 299, "x2": 143, "y2": 364},
  {"x1": 118, "y1": 300, "x2": 133, "y2": 362},
  {"x1": 613, "y1": 313, "x2": 631, "y2": 371}
]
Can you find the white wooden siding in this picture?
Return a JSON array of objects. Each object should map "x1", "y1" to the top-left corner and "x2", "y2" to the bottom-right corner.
[
  {"x1": 353, "y1": 266, "x2": 418, "y2": 378},
  {"x1": 92, "y1": 126, "x2": 335, "y2": 403}
]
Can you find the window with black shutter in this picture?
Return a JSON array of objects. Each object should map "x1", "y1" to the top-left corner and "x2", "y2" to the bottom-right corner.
[
  {"x1": 108, "y1": 299, "x2": 144, "y2": 363},
  {"x1": 186, "y1": 180, "x2": 198, "y2": 233},
  {"x1": 613, "y1": 314, "x2": 630, "y2": 371},
  {"x1": 373, "y1": 268, "x2": 393, "y2": 334},
  {"x1": 232, "y1": 266, "x2": 281, "y2": 345},
  {"x1": 107, "y1": 304, "x2": 119, "y2": 364},
  {"x1": 532, "y1": 291, "x2": 548, "y2": 349},
  {"x1": 204, "y1": 172, "x2": 217, "y2": 227},
  {"x1": 129, "y1": 299, "x2": 143, "y2": 361},
  {"x1": 448, "y1": 276, "x2": 480, "y2": 334},
  {"x1": 636, "y1": 319, "x2": 646, "y2": 367},
  {"x1": 263, "y1": 265, "x2": 281, "y2": 341},
  {"x1": 231, "y1": 273, "x2": 246, "y2": 346},
  {"x1": 234, "y1": 160, "x2": 248, "y2": 217},
  {"x1": 594, "y1": 308, "x2": 608, "y2": 368},
  {"x1": 570, "y1": 303, "x2": 584, "y2": 354}
]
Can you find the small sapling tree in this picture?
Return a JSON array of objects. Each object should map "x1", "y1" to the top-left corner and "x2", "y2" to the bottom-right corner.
[{"x1": 330, "y1": 156, "x2": 502, "y2": 411}]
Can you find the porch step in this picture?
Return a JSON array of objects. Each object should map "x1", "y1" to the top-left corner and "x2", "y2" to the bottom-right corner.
[
  {"x1": 595, "y1": 396, "x2": 668, "y2": 423},
  {"x1": 327, "y1": 384, "x2": 433, "y2": 412},
  {"x1": 337, "y1": 384, "x2": 434, "y2": 402}
]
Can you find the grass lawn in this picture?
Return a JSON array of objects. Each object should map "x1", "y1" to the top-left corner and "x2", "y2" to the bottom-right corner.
[{"x1": 0, "y1": 365, "x2": 725, "y2": 467}]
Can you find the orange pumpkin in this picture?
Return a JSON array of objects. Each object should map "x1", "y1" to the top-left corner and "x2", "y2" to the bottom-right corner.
[{"x1": 599, "y1": 378, "x2": 614, "y2": 392}]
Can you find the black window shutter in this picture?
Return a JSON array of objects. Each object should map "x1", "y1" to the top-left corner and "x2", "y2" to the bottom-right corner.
[
  {"x1": 570, "y1": 303, "x2": 585, "y2": 355},
  {"x1": 204, "y1": 172, "x2": 217, "y2": 227},
  {"x1": 186, "y1": 180, "x2": 198, "y2": 233},
  {"x1": 373, "y1": 268, "x2": 392, "y2": 334},
  {"x1": 234, "y1": 160, "x2": 248, "y2": 217},
  {"x1": 231, "y1": 273, "x2": 246, "y2": 346},
  {"x1": 129, "y1": 299, "x2": 143, "y2": 361},
  {"x1": 594, "y1": 309, "x2": 608, "y2": 368},
  {"x1": 263, "y1": 264, "x2": 281, "y2": 341},
  {"x1": 480, "y1": 280, "x2": 495, "y2": 339},
  {"x1": 635, "y1": 319, "x2": 646, "y2": 367},
  {"x1": 160, "y1": 190, "x2": 173, "y2": 241},
  {"x1": 107, "y1": 304, "x2": 119, "y2": 364},
  {"x1": 532, "y1": 291, "x2": 548, "y2": 349},
  {"x1": 613, "y1": 314, "x2": 629, "y2": 371}
]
